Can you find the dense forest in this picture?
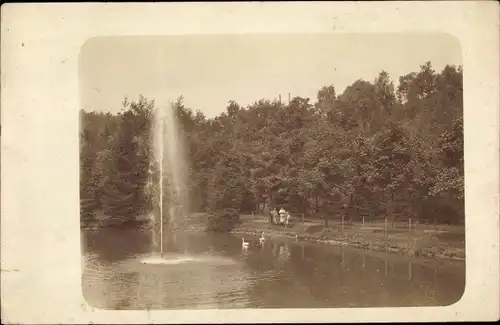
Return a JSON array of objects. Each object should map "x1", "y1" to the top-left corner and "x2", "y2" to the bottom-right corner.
[{"x1": 80, "y1": 61, "x2": 464, "y2": 231}]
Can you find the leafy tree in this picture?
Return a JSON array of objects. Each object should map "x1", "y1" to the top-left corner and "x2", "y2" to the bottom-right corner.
[
  {"x1": 315, "y1": 85, "x2": 337, "y2": 118},
  {"x1": 80, "y1": 62, "x2": 464, "y2": 230}
]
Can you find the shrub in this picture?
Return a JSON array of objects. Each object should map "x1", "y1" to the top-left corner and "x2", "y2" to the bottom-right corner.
[{"x1": 206, "y1": 208, "x2": 241, "y2": 232}]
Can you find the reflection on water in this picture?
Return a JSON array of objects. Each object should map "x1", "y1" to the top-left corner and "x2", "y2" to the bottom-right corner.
[{"x1": 81, "y1": 229, "x2": 465, "y2": 309}]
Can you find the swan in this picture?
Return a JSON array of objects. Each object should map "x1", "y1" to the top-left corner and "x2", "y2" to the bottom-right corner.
[
  {"x1": 259, "y1": 232, "x2": 265, "y2": 245},
  {"x1": 241, "y1": 238, "x2": 249, "y2": 250}
]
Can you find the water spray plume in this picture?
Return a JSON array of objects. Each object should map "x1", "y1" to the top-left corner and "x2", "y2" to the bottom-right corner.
[{"x1": 143, "y1": 99, "x2": 189, "y2": 264}]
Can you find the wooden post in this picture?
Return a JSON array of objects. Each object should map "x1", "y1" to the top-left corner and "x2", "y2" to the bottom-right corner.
[
  {"x1": 434, "y1": 217, "x2": 437, "y2": 231},
  {"x1": 384, "y1": 217, "x2": 388, "y2": 236},
  {"x1": 341, "y1": 214, "x2": 344, "y2": 234},
  {"x1": 301, "y1": 213, "x2": 304, "y2": 223},
  {"x1": 362, "y1": 216, "x2": 365, "y2": 226},
  {"x1": 341, "y1": 246, "x2": 345, "y2": 269},
  {"x1": 409, "y1": 218, "x2": 412, "y2": 232}
]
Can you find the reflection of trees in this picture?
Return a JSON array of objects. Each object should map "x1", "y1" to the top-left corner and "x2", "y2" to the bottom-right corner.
[
  {"x1": 245, "y1": 244, "x2": 310, "y2": 308},
  {"x1": 82, "y1": 229, "x2": 150, "y2": 263},
  {"x1": 432, "y1": 263, "x2": 465, "y2": 306},
  {"x1": 274, "y1": 244, "x2": 464, "y2": 308},
  {"x1": 205, "y1": 233, "x2": 243, "y2": 256},
  {"x1": 246, "y1": 270, "x2": 308, "y2": 308},
  {"x1": 82, "y1": 231, "x2": 466, "y2": 309},
  {"x1": 271, "y1": 243, "x2": 346, "y2": 307},
  {"x1": 433, "y1": 267, "x2": 436, "y2": 289},
  {"x1": 241, "y1": 240, "x2": 317, "y2": 307},
  {"x1": 276, "y1": 242, "x2": 463, "y2": 307},
  {"x1": 341, "y1": 246, "x2": 346, "y2": 270},
  {"x1": 375, "y1": 257, "x2": 466, "y2": 307},
  {"x1": 278, "y1": 244, "x2": 291, "y2": 261}
]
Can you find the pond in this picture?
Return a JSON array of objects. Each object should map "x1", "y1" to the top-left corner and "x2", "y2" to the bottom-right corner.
[{"x1": 81, "y1": 228, "x2": 465, "y2": 309}]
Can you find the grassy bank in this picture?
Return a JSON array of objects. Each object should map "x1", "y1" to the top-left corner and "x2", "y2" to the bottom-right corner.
[
  {"x1": 185, "y1": 213, "x2": 465, "y2": 261},
  {"x1": 81, "y1": 211, "x2": 465, "y2": 261}
]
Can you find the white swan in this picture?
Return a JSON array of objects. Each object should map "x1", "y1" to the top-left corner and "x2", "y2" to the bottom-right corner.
[
  {"x1": 241, "y1": 238, "x2": 249, "y2": 250},
  {"x1": 259, "y1": 232, "x2": 265, "y2": 245}
]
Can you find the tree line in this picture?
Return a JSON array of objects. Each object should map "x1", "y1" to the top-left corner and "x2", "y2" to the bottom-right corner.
[{"x1": 80, "y1": 61, "x2": 464, "y2": 231}]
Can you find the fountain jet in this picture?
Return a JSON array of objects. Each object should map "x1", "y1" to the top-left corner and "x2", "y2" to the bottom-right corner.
[{"x1": 142, "y1": 100, "x2": 189, "y2": 264}]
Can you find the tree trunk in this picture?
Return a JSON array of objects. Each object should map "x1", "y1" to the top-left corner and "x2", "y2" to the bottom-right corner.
[
  {"x1": 267, "y1": 197, "x2": 273, "y2": 225},
  {"x1": 354, "y1": 204, "x2": 360, "y2": 226}
]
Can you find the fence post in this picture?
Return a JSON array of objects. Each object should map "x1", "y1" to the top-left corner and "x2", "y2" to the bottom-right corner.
[
  {"x1": 341, "y1": 214, "x2": 344, "y2": 234},
  {"x1": 301, "y1": 213, "x2": 304, "y2": 223},
  {"x1": 409, "y1": 218, "x2": 412, "y2": 232},
  {"x1": 362, "y1": 216, "x2": 365, "y2": 226},
  {"x1": 384, "y1": 217, "x2": 387, "y2": 236}
]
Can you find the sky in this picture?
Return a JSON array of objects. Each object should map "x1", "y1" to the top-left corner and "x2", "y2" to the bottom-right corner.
[{"x1": 79, "y1": 34, "x2": 462, "y2": 118}]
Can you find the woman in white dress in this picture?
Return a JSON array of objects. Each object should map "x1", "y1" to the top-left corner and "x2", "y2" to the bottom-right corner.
[{"x1": 279, "y1": 207, "x2": 286, "y2": 225}]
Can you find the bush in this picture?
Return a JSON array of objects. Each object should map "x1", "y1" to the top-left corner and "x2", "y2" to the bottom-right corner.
[
  {"x1": 206, "y1": 208, "x2": 241, "y2": 232},
  {"x1": 80, "y1": 198, "x2": 97, "y2": 226},
  {"x1": 80, "y1": 210, "x2": 96, "y2": 227}
]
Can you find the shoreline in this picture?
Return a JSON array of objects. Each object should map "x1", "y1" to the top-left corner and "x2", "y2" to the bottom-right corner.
[
  {"x1": 81, "y1": 222, "x2": 465, "y2": 262},
  {"x1": 183, "y1": 223, "x2": 465, "y2": 262},
  {"x1": 226, "y1": 227, "x2": 465, "y2": 262}
]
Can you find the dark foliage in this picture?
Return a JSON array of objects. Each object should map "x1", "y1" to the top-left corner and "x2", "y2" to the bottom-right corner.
[{"x1": 80, "y1": 62, "x2": 465, "y2": 230}]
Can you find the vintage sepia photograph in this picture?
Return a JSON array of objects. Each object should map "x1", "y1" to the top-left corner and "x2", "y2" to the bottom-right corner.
[
  {"x1": 1, "y1": 2, "x2": 499, "y2": 323},
  {"x1": 79, "y1": 34, "x2": 466, "y2": 310}
]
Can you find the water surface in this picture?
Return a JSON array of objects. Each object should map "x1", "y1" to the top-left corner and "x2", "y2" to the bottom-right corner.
[{"x1": 81, "y1": 229, "x2": 465, "y2": 309}]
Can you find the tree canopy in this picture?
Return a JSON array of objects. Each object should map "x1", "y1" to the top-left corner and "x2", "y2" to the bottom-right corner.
[{"x1": 80, "y1": 62, "x2": 464, "y2": 230}]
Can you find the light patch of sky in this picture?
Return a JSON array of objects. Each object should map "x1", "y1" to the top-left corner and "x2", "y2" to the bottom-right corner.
[{"x1": 79, "y1": 34, "x2": 461, "y2": 118}]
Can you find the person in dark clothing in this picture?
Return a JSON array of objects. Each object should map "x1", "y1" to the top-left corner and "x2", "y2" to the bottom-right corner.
[{"x1": 269, "y1": 208, "x2": 276, "y2": 225}]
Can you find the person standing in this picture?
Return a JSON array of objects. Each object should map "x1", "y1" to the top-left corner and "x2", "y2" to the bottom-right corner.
[
  {"x1": 269, "y1": 207, "x2": 276, "y2": 225},
  {"x1": 279, "y1": 207, "x2": 286, "y2": 226},
  {"x1": 285, "y1": 211, "x2": 291, "y2": 227}
]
